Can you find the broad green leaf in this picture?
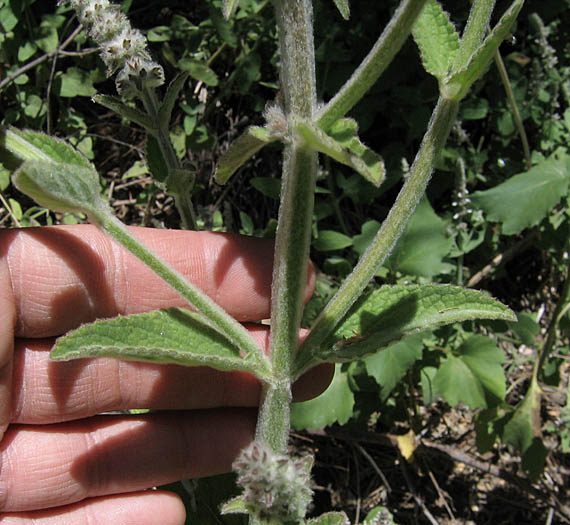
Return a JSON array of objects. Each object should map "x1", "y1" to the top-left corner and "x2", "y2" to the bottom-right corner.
[
  {"x1": 93, "y1": 95, "x2": 155, "y2": 130},
  {"x1": 0, "y1": 4, "x2": 19, "y2": 32},
  {"x1": 444, "y1": 0, "x2": 524, "y2": 100},
  {"x1": 179, "y1": 59, "x2": 219, "y2": 86},
  {"x1": 13, "y1": 161, "x2": 105, "y2": 217},
  {"x1": 511, "y1": 312, "x2": 540, "y2": 346},
  {"x1": 18, "y1": 40, "x2": 37, "y2": 61},
  {"x1": 470, "y1": 153, "x2": 570, "y2": 235},
  {"x1": 184, "y1": 474, "x2": 245, "y2": 525},
  {"x1": 165, "y1": 167, "x2": 195, "y2": 197},
  {"x1": 352, "y1": 219, "x2": 381, "y2": 256},
  {"x1": 56, "y1": 67, "x2": 97, "y2": 98},
  {"x1": 51, "y1": 308, "x2": 269, "y2": 379},
  {"x1": 458, "y1": 335, "x2": 506, "y2": 402},
  {"x1": 434, "y1": 335, "x2": 506, "y2": 409},
  {"x1": 233, "y1": 52, "x2": 261, "y2": 94},
  {"x1": 387, "y1": 197, "x2": 452, "y2": 277},
  {"x1": 0, "y1": 128, "x2": 93, "y2": 171},
  {"x1": 313, "y1": 230, "x2": 353, "y2": 252},
  {"x1": 412, "y1": 0, "x2": 460, "y2": 80},
  {"x1": 159, "y1": 72, "x2": 191, "y2": 126},
  {"x1": 459, "y1": 97, "x2": 489, "y2": 120},
  {"x1": 311, "y1": 284, "x2": 515, "y2": 363},
  {"x1": 146, "y1": 134, "x2": 168, "y2": 183},
  {"x1": 332, "y1": 0, "x2": 350, "y2": 20},
  {"x1": 291, "y1": 364, "x2": 354, "y2": 430},
  {"x1": 222, "y1": 0, "x2": 240, "y2": 20},
  {"x1": 296, "y1": 119, "x2": 385, "y2": 187},
  {"x1": 250, "y1": 176, "x2": 281, "y2": 199},
  {"x1": 363, "y1": 333, "x2": 424, "y2": 401},
  {"x1": 35, "y1": 16, "x2": 62, "y2": 53},
  {"x1": 307, "y1": 511, "x2": 350, "y2": 525},
  {"x1": 434, "y1": 354, "x2": 486, "y2": 408},
  {"x1": 146, "y1": 26, "x2": 173, "y2": 42},
  {"x1": 475, "y1": 406, "x2": 503, "y2": 453},
  {"x1": 502, "y1": 377, "x2": 547, "y2": 480},
  {"x1": 216, "y1": 127, "x2": 277, "y2": 184}
]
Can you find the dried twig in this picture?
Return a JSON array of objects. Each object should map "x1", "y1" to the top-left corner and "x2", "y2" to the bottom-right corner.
[
  {"x1": 0, "y1": 25, "x2": 89, "y2": 92},
  {"x1": 467, "y1": 231, "x2": 538, "y2": 287},
  {"x1": 355, "y1": 442, "x2": 392, "y2": 493},
  {"x1": 397, "y1": 449, "x2": 439, "y2": 525}
]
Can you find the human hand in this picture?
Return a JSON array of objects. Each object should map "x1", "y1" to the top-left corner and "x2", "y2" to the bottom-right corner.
[{"x1": 0, "y1": 225, "x2": 328, "y2": 523}]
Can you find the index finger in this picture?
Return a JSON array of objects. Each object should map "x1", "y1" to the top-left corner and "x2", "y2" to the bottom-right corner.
[
  {"x1": 2, "y1": 224, "x2": 315, "y2": 338},
  {"x1": 0, "y1": 224, "x2": 316, "y2": 441}
]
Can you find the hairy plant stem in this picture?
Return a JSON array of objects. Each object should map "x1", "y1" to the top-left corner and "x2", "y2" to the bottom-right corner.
[
  {"x1": 453, "y1": 0, "x2": 495, "y2": 71},
  {"x1": 296, "y1": 97, "x2": 459, "y2": 375},
  {"x1": 140, "y1": 88, "x2": 197, "y2": 230},
  {"x1": 91, "y1": 210, "x2": 270, "y2": 379},
  {"x1": 316, "y1": 0, "x2": 427, "y2": 130},
  {"x1": 255, "y1": 0, "x2": 318, "y2": 458}
]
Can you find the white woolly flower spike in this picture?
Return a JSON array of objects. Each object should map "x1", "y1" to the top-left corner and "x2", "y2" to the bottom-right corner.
[
  {"x1": 232, "y1": 441, "x2": 314, "y2": 522},
  {"x1": 58, "y1": 0, "x2": 164, "y2": 97}
]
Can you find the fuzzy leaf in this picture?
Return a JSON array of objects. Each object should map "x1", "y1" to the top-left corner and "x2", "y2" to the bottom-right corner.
[
  {"x1": 307, "y1": 511, "x2": 350, "y2": 525},
  {"x1": 159, "y1": 72, "x2": 191, "y2": 126},
  {"x1": 220, "y1": 496, "x2": 248, "y2": 515},
  {"x1": 312, "y1": 285, "x2": 516, "y2": 363},
  {"x1": 297, "y1": 119, "x2": 385, "y2": 187},
  {"x1": 444, "y1": 0, "x2": 524, "y2": 100},
  {"x1": 222, "y1": 0, "x2": 240, "y2": 20},
  {"x1": 216, "y1": 126, "x2": 277, "y2": 184},
  {"x1": 13, "y1": 160, "x2": 105, "y2": 217},
  {"x1": 412, "y1": 0, "x2": 460, "y2": 80},
  {"x1": 51, "y1": 308, "x2": 269, "y2": 378},
  {"x1": 471, "y1": 153, "x2": 570, "y2": 235},
  {"x1": 363, "y1": 507, "x2": 397, "y2": 524},
  {"x1": 291, "y1": 364, "x2": 354, "y2": 430},
  {"x1": 0, "y1": 127, "x2": 92, "y2": 171},
  {"x1": 332, "y1": 0, "x2": 350, "y2": 20},
  {"x1": 93, "y1": 95, "x2": 155, "y2": 130}
]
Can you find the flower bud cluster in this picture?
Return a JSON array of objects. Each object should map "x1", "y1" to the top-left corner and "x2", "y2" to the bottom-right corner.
[
  {"x1": 58, "y1": 0, "x2": 164, "y2": 97},
  {"x1": 233, "y1": 441, "x2": 314, "y2": 523}
]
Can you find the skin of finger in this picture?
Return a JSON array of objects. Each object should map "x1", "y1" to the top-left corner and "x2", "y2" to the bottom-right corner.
[
  {"x1": 0, "y1": 254, "x2": 16, "y2": 442},
  {"x1": 11, "y1": 330, "x2": 333, "y2": 425},
  {"x1": 1, "y1": 410, "x2": 256, "y2": 512},
  {"x1": 0, "y1": 491, "x2": 186, "y2": 525},
  {"x1": 1, "y1": 225, "x2": 314, "y2": 338}
]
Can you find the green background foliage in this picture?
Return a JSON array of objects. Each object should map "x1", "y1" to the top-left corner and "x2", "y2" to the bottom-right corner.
[{"x1": 1, "y1": 0, "x2": 569, "y2": 521}]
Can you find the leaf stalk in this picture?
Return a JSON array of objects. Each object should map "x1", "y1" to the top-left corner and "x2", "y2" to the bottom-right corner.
[
  {"x1": 316, "y1": 0, "x2": 427, "y2": 130},
  {"x1": 297, "y1": 96, "x2": 459, "y2": 373},
  {"x1": 140, "y1": 87, "x2": 197, "y2": 230},
  {"x1": 92, "y1": 210, "x2": 271, "y2": 379}
]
